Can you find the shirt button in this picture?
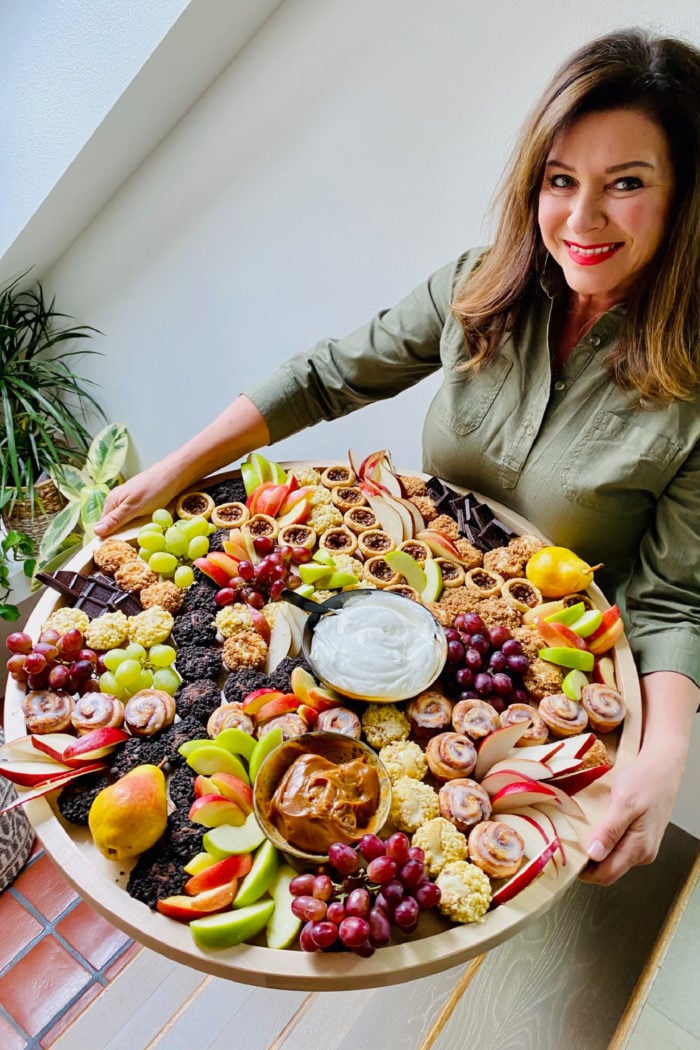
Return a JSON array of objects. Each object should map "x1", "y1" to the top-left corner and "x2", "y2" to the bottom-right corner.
[
  {"x1": 525, "y1": 424, "x2": 534, "y2": 435},
  {"x1": 554, "y1": 380, "x2": 566, "y2": 391},
  {"x1": 589, "y1": 334, "x2": 601, "y2": 348}
]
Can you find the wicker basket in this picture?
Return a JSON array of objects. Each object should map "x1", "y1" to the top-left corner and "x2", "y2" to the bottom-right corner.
[
  {"x1": 0, "y1": 728, "x2": 35, "y2": 891},
  {"x1": 2, "y1": 477, "x2": 66, "y2": 548}
]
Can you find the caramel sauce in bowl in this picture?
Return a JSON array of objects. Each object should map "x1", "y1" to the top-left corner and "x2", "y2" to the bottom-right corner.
[{"x1": 253, "y1": 732, "x2": 392, "y2": 863}]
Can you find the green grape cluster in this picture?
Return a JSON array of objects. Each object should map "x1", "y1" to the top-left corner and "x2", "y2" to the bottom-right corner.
[
  {"x1": 99, "y1": 642, "x2": 180, "y2": 699},
  {"x1": 137, "y1": 508, "x2": 214, "y2": 589}
]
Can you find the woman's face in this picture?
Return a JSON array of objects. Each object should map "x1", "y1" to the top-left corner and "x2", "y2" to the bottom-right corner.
[{"x1": 538, "y1": 109, "x2": 675, "y2": 308}]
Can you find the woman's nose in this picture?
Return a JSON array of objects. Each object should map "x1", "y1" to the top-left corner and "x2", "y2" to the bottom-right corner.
[{"x1": 567, "y1": 190, "x2": 606, "y2": 235}]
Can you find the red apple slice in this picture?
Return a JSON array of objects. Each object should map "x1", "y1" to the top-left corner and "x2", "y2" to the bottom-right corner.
[
  {"x1": 533, "y1": 618, "x2": 589, "y2": 651},
  {"x1": 537, "y1": 782, "x2": 587, "y2": 820},
  {"x1": 61, "y1": 726, "x2": 130, "y2": 765},
  {"x1": 491, "y1": 839, "x2": 560, "y2": 906},
  {"x1": 156, "y1": 882, "x2": 236, "y2": 922},
  {"x1": 193, "y1": 556, "x2": 232, "y2": 588},
  {"x1": 593, "y1": 655, "x2": 618, "y2": 688},
  {"x1": 208, "y1": 773, "x2": 253, "y2": 814},
  {"x1": 480, "y1": 769, "x2": 548, "y2": 798},
  {"x1": 512, "y1": 805, "x2": 568, "y2": 867},
  {"x1": 265, "y1": 614, "x2": 292, "y2": 674},
  {"x1": 0, "y1": 762, "x2": 109, "y2": 814},
  {"x1": 543, "y1": 754, "x2": 585, "y2": 776},
  {"x1": 483, "y1": 757, "x2": 553, "y2": 781},
  {"x1": 241, "y1": 688, "x2": 285, "y2": 715},
  {"x1": 393, "y1": 494, "x2": 425, "y2": 534},
  {"x1": 504, "y1": 739, "x2": 565, "y2": 764},
  {"x1": 490, "y1": 779, "x2": 561, "y2": 812},
  {"x1": 364, "y1": 493, "x2": 406, "y2": 545},
  {"x1": 496, "y1": 812, "x2": 560, "y2": 871},
  {"x1": 297, "y1": 704, "x2": 319, "y2": 727},
  {"x1": 194, "y1": 774, "x2": 218, "y2": 799},
  {"x1": 0, "y1": 757, "x2": 77, "y2": 787},
  {"x1": 382, "y1": 494, "x2": 415, "y2": 540},
  {"x1": 415, "y1": 529, "x2": 466, "y2": 564},
  {"x1": 184, "y1": 853, "x2": 253, "y2": 895},
  {"x1": 29, "y1": 733, "x2": 79, "y2": 764},
  {"x1": 247, "y1": 605, "x2": 271, "y2": 645},
  {"x1": 254, "y1": 694, "x2": 300, "y2": 725},
  {"x1": 535, "y1": 804, "x2": 580, "y2": 852},
  {"x1": 516, "y1": 733, "x2": 595, "y2": 766},
  {"x1": 547, "y1": 764, "x2": 611, "y2": 796},
  {"x1": 188, "y1": 794, "x2": 246, "y2": 828},
  {"x1": 473, "y1": 722, "x2": 529, "y2": 779}
]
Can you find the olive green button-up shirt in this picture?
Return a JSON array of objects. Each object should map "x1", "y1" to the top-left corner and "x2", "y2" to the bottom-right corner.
[{"x1": 246, "y1": 248, "x2": 700, "y2": 687}]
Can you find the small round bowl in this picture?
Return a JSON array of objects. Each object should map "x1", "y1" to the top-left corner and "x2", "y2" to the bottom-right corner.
[
  {"x1": 253, "y1": 731, "x2": 392, "y2": 864},
  {"x1": 301, "y1": 589, "x2": 447, "y2": 703}
]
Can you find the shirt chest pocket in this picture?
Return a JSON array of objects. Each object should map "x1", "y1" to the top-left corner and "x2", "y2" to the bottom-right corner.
[
  {"x1": 561, "y1": 409, "x2": 682, "y2": 512},
  {"x1": 441, "y1": 353, "x2": 514, "y2": 435}
]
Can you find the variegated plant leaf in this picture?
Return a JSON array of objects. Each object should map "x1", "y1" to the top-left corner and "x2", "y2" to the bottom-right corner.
[
  {"x1": 31, "y1": 535, "x2": 83, "y2": 590},
  {"x1": 85, "y1": 423, "x2": 129, "y2": 485},
  {"x1": 49, "y1": 463, "x2": 87, "y2": 500},
  {"x1": 36, "y1": 500, "x2": 82, "y2": 566},
  {"x1": 79, "y1": 484, "x2": 109, "y2": 538}
]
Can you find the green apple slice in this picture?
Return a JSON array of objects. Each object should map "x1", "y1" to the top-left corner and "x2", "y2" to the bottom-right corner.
[
  {"x1": 185, "y1": 744, "x2": 250, "y2": 783},
  {"x1": 184, "y1": 851, "x2": 218, "y2": 876},
  {"x1": 241, "y1": 459, "x2": 264, "y2": 497},
  {"x1": 538, "y1": 647, "x2": 595, "y2": 672},
  {"x1": 420, "y1": 557, "x2": 443, "y2": 602},
  {"x1": 298, "y1": 562, "x2": 334, "y2": 585},
  {"x1": 190, "y1": 899, "x2": 275, "y2": 950},
  {"x1": 177, "y1": 738, "x2": 210, "y2": 758},
  {"x1": 248, "y1": 726, "x2": 284, "y2": 783},
  {"x1": 312, "y1": 549, "x2": 336, "y2": 566},
  {"x1": 266, "y1": 864, "x2": 302, "y2": 949},
  {"x1": 233, "y1": 839, "x2": 280, "y2": 908},
  {"x1": 543, "y1": 602, "x2": 586, "y2": 626},
  {"x1": 384, "y1": 550, "x2": 428, "y2": 592},
  {"x1": 561, "y1": 668, "x2": 589, "y2": 701},
  {"x1": 214, "y1": 727, "x2": 257, "y2": 762},
  {"x1": 569, "y1": 609, "x2": 603, "y2": 638},
  {"x1": 203, "y1": 812, "x2": 267, "y2": 859},
  {"x1": 323, "y1": 571, "x2": 359, "y2": 589}
]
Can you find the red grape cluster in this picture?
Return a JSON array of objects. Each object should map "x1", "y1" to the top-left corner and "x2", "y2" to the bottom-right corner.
[
  {"x1": 214, "y1": 536, "x2": 312, "y2": 609},
  {"x1": 442, "y1": 612, "x2": 531, "y2": 712},
  {"x1": 289, "y1": 832, "x2": 441, "y2": 956},
  {"x1": 6, "y1": 629, "x2": 102, "y2": 695}
]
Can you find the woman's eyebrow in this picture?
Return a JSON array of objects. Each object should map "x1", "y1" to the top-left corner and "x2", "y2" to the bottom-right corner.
[{"x1": 544, "y1": 158, "x2": 655, "y2": 172}]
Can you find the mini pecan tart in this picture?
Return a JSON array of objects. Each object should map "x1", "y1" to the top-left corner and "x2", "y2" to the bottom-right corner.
[
  {"x1": 363, "y1": 556, "x2": 401, "y2": 588},
  {"x1": 344, "y1": 506, "x2": 379, "y2": 533},
  {"x1": 330, "y1": 486, "x2": 366, "y2": 512},
  {"x1": 320, "y1": 465, "x2": 356, "y2": 488},
  {"x1": 22, "y1": 689, "x2": 74, "y2": 734},
  {"x1": 124, "y1": 689, "x2": 176, "y2": 736},
  {"x1": 211, "y1": 501, "x2": 249, "y2": 528},
  {"x1": 278, "y1": 523, "x2": 317, "y2": 550},
  {"x1": 385, "y1": 584, "x2": 420, "y2": 601},
  {"x1": 468, "y1": 820, "x2": 525, "y2": 879},
  {"x1": 71, "y1": 692, "x2": 125, "y2": 734},
  {"x1": 426, "y1": 732, "x2": 477, "y2": 780},
  {"x1": 398, "y1": 539, "x2": 431, "y2": 564},
  {"x1": 243, "y1": 513, "x2": 279, "y2": 540},
  {"x1": 464, "y1": 567, "x2": 504, "y2": 597},
  {"x1": 580, "y1": 683, "x2": 626, "y2": 733},
  {"x1": 357, "y1": 529, "x2": 396, "y2": 558},
  {"x1": 501, "y1": 577, "x2": 543, "y2": 611},
  {"x1": 452, "y1": 698, "x2": 500, "y2": 740},
  {"x1": 499, "y1": 703, "x2": 549, "y2": 746},
  {"x1": 318, "y1": 525, "x2": 358, "y2": 555},
  {"x1": 438, "y1": 778, "x2": 492, "y2": 832},
  {"x1": 538, "y1": 693, "x2": 589, "y2": 737},
  {"x1": 435, "y1": 558, "x2": 465, "y2": 588},
  {"x1": 175, "y1": 491, "x2": 215, "y2": 519}
]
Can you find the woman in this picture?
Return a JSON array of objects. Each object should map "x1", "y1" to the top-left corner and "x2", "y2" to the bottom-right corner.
[{"x1": 96, "y1": 29, "x2": 700, "y2": 886}]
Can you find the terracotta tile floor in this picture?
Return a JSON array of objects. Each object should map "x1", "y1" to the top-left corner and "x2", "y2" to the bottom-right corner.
[{"x1": 0, "y1": 841, "x2": 140, "y2": 1048}]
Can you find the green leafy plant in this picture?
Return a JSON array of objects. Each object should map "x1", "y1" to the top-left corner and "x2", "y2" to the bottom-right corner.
[
  {"x1": 0, "y1": 530, "x2": 35, "y2": 621},
  {"x1": 0, "y1": 272, "x2": 105, "y2": 517},
  {"x1": 35, "y1": 423, "x2": 129, "y2": 578}
]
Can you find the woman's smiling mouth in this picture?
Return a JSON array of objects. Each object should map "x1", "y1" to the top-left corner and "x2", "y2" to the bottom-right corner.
[{"x1": 564, "y1": 241, "x2": 623, "y2": 265}]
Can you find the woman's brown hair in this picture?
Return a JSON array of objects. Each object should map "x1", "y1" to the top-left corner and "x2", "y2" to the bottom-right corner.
[{"x1": 452, "y1": 29, "x2": 700, "y2": 404}]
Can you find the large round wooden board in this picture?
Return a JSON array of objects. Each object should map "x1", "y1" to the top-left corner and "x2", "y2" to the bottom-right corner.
[{"x1": 2, "y1": 465, "x2": 642, "y2": 990}]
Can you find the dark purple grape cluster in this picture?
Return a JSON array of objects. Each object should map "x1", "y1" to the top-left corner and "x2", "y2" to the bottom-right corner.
[
  {"x1": 442, "y1": 612, "x2": 530, "y2": 712},
  {"x1": 289, "y1": 832, "x2": 441, "y2": 956},
  {"x1": 5, "y1": 628, "x2": 102, "y2": 694},
  {"x1": 214, "y1": 536, "x2": 313, "y2": 608}
]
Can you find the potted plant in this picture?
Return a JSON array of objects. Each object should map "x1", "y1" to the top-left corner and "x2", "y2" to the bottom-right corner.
[
  {"x1": 34, "y1": 422, "x2": 129, "y2": 577},
  {"x1": 0, "y1": 528, "x2": 35, "y2": 621},
  {"x1": 0, "y1": 272, "x2": 105, "y2": 543}
]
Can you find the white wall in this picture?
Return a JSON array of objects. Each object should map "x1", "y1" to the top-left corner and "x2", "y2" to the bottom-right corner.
[{"x1": 6, "y1": 0, "x2": 700, "y2": 833}]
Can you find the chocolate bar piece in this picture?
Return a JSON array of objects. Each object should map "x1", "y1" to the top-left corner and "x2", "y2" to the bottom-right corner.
[
  {"x1": 37, "y1": 570, "x2": 142, "y2": 618},
  {"x1": 425, "y1": 477, "x2": 516, "y2": 553}
]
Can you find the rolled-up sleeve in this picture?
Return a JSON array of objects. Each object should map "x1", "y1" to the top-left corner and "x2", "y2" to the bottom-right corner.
[
  {"x1": 245, "y1": 257, "x2": 467, "y2": 443},
  {"x1": 624, "y1": 442, "x2": 700, "y2": 687}
]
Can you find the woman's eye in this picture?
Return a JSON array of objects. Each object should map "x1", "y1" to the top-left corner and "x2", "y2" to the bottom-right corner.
[
  {"x1": 546, "y1": 174, "x2": 575, "y2": 190},
  {"x1": 611, "y1": 176, "x2": 643, "y2": 192}
]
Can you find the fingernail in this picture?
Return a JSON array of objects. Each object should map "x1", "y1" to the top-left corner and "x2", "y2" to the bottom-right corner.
[{"x1": 587, "y1": 840, "x2": 606, "y2": 862}]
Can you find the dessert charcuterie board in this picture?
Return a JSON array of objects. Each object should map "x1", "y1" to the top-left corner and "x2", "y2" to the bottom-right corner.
[{"x1": 1, "y1": 463, "x2": 641, "y2": 990}]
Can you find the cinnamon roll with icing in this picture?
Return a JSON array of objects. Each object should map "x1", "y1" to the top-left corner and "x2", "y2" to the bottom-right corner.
[
  {"x1": 426, "y1": 732, "x2": 477, "y2": 780},
  {"x1": 499, "y1": 703, "x2": 548, "y2": 746},
  {"x1": 22, "y1": 689, "x2": 74, "y2": 734},
  {"x1": 315, "y1": 706, "x2": 362, "y2": 739},
  {"x1": 438, "y1": 778, "x2": 492, "y2": 832},
  {"x1": 206, "y1": 702, "x2": 254, "y2": 738},
  {"x1": 581, "y1": 683, "x2": 626, "y2": 733},
  {"x1": 71, "y1": 692, "x2": 125, "y2": 735},
  {"x1": 124, "y1": 689, "x2": 176, "y2": 737},
  {"x1": 538, "y1": 693, "x2": 589, "y2": 737},
  {"x1": 468, "y1": 820, "x2": 525, "y2": 879},
  {"x1": 405, "y1": 690, "x2": 453, "y2": 740},
  {"x1": 452, "y1": 698, "x2": 500, "y2": 741}
]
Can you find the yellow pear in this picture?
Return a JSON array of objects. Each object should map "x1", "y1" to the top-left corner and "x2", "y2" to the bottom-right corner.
[
  {"x1": 525, "y1": 546, "x2": 602, "y2": 598},
  {"x1": 88, "y1": 764, "x2": 168, "y2": 864}
]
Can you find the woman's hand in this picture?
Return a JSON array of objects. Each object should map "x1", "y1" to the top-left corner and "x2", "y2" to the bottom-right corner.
[
  {"x1": 94, "y1": 461, "x2": 185, "y2": 537},
  {"x1": 580, "y1": 751, "x2": 681, "y2": 885},
  {"x1": 580, "y1": 669, "x2": 697, "y2": 885}
]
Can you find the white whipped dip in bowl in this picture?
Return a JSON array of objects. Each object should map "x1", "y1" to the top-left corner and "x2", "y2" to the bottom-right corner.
[{"x1": 302, "y1": 589, "x2": 447, "y2": 703}]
